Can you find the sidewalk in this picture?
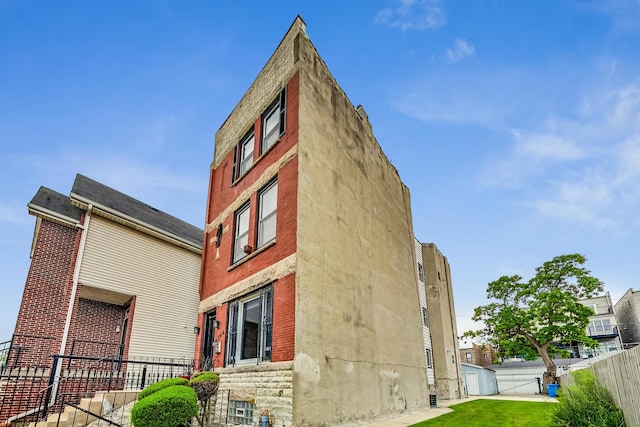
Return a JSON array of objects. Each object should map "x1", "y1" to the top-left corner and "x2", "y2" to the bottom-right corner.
[{"x1": 356, "y1": 394, "x2": 557, "y2": 427}]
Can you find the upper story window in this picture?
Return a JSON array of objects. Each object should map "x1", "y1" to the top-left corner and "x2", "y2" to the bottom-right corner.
[
  {"x1": 233, "y1": 203, "x2": 250, "y2": 263},
  {"x1": 226, "y1": 285, "x2": 273, "y2": 366},
  {"x1": 426, "y1": 348, "x2": 433, "y2": 368},
  {"x1": 257, "y1": 180, "x2": 278, "y2": 248},
  {"x1": 588, "y1": 319, "x2": 612, "y2": 335},
  {"x1": 422, "y1": 307, "x2": 429, "y2": 327},
  {"x1": 418, "y1": 263, "x2": 425, "y2": 282},
  {"x1": 261, "y1": 89, "x2": 286, "y2": 153},
  {"x1": 238, "y1": 132, "x2": 255, "y2": 177},
  {"x1": 466, "y1": 352, "x2": 472, "y2": 363}
]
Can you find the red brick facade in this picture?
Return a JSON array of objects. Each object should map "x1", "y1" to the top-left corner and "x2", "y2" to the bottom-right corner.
[
  {"x1": 10, "y1": 219, "x2": 81, "y2": 367},
  {"x1": 197, "y1": 73, "x2": 299, "y2": 366}
]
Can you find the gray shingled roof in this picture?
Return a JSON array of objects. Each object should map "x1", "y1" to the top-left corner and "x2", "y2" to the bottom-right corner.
[
  {"x1": 30, "y1": 186, "x2": 84, "y2": 222},
  {"x1": 70, "y1": 174, "x2": 203, "y2": 247}
]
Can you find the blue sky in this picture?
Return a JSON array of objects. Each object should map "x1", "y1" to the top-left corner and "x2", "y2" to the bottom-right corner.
[{"x1": 2, "y1": 1, "x2": 640, "y2": 341}]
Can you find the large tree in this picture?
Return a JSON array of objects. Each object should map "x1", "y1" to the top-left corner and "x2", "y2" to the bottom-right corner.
[{"x1": 465, "y1": 254, "x2": 604, "y2": 389}]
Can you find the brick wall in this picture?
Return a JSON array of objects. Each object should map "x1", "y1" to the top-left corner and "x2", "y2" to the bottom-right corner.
[
  {"x1": 11, "y1": 218, "x2": 82, "y2": 367},
  {"x1": 199, "y1": 73, "x2": 299, "y2": 365},
  {"x1": 67, "y1": 299, "x2": 127, "y2": 359}
]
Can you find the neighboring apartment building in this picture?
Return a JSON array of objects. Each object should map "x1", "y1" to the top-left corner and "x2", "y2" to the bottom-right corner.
[
  {"x1": 578, "y1": 293, "x2": 622, "y2": 357},
  {"x1": 422, "y1": 243, "x2": 464, "y2": 400},
  {"x1": 2, "y1": 174, "x2": 203, "y2": 422},
  {"x1": 614, "y1": 288, "x2": 640, "y2": 349},
  {"x1": 195, "y1": 17, "x2": 439, "y2": 426},
  {"x1": 460, "y1": 343, "x2": 497, "y2": 367}
]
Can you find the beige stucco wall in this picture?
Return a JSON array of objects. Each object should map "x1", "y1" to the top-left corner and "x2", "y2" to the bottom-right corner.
[
  {"x1": 422, "y1": 243, "x2": 463, "y2": 400},
  {"x1": 294, "y1": 27, "x2": 429, "y2": 425}
]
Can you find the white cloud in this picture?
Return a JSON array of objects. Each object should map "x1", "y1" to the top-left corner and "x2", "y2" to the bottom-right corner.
[
  {"x1": 375, "y1": 0, "x2": 445, "y2": 31},
  {"x1": 447, "y1": 39, "x2": 475, "y2": 62},
  {"x1": 490, "y1": 83, "x2": 640, "y2": 230}
]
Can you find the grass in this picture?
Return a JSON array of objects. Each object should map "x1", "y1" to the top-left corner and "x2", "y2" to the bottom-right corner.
[{"x1": 409, "y1": 399, "x2": 556, "y2": 427}]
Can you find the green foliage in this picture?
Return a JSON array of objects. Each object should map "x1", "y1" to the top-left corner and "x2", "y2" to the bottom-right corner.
[
  {"x1": 551, "y1": 370, "x2": 625, "y2": 427},
  {"x1": 189, "y1": 372, "x2": 219, "y2": 402},
  {"x1": 409, "y1": 399, "x2": 555, "y2": 427},
  {"x1": 465, "y1": 254, "x2": 603, "y2": 383},
  {"x1": 137, "y1": 377, "x2": 189, "y2": 401},
  {"x1": 131, "y1": 385, "x2": 198, "y2": 427}
]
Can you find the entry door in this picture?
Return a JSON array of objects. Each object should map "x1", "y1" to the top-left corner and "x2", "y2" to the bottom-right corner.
[
  {"x1": 466, "y1": 372, "x2": 480, "y2": 395},
  {"x1": 201, "y1": 309, "x2": 217, "y2": 369}
]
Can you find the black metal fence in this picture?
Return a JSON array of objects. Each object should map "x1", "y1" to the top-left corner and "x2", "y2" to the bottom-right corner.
[{"x1": 1, "y1": 351, "x2": 196, "y2": 425}]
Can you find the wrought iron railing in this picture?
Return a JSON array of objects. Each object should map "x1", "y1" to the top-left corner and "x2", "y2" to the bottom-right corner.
[{"x1": 0, "y1": 352, "x2": 195, "y2": 425}]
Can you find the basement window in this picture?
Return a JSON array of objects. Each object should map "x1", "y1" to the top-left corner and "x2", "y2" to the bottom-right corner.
[{"x1": 227, "y1": 400, "x2": 255, "y2": 425}]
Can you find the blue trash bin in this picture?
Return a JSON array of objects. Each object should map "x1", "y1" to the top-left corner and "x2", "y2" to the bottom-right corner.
[{"x1": 547, "y1": 384, "x2": 559, "y2": 397}]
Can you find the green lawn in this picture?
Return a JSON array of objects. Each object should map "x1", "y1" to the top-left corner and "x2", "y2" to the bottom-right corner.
[{"x1": 409, "y1": 399, "x2": 556, "y2": 427}]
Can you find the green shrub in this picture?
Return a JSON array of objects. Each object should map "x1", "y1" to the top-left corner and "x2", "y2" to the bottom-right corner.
[
  {"x1": 131, "y1": 385, "x2": 198, "y2": 427},
  {"x1": 551, "y1": 369, "x2": 625, "y2": 427},
  {"x1": 189, "y1": 372, "x2": 219, "y2": 402},
  {"x1": 137, "y1": 377, "x2": 189, "y2": 401}
]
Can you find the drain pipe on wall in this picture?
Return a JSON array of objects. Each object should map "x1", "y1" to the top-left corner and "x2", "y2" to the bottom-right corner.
[{"x1": 49, "y1": 204, "x2": 93, "y2": 408}]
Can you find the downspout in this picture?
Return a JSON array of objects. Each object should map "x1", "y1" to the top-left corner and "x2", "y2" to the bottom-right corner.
[{"x1": 50, "y1": 204, "x2": 93, "y2": 407}]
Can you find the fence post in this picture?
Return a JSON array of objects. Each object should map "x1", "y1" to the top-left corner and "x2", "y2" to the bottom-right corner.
[
  {"x1": 141, "y1": 366, "x2": 147, "y2": 390},
  {"x1": 42, "y1": 356, "x2": 59, "y2": 419}
]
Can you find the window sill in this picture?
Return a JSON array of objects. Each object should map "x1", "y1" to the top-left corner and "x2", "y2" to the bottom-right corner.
[{"x1": 228, "y1": 239, "x2": 276, "y2": 271}]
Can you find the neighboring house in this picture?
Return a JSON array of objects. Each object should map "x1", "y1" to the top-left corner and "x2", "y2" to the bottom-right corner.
[
  {"x1": 2, "y1": 174, "x2": 202, "y2": 423},
  {"x1": 460, "y1": 343, "x2": 497, "y2": 367},
  {"x1": 578, "y1": 293, "x2": 622, "y2": 357},
  {"x1": 614, "y1": 288, "x2": 640, "y2": 349},
  {"x1": 460, "y1": 363, "x2": 498, "y2": 396},
  {"x1": 422, "y1": 243, "x2": 464, "y2": 401},
  {"x1": 195, "y1": 16, "x2": 457, "y2": 426}
]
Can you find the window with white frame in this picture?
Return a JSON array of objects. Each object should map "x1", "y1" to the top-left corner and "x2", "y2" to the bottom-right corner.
[
  {"x1": 426, "y1": 348, "x2": 433, "y2": 368},
  {"x1": 257, "y1": 180, "x2": 277, "y2": 247},
  {"x1": 261, "y1": 89, "x2": 286, "y2": 153},
  {"x1": 588, "y1": 319, "x2": 612, "y2": 335},
  {"x1": 422, "y1": 307, "x2": 429, "y2": 327},
  {"x1": 466, "y1": 352, "x2": 472, "y2": 363},
  {"x1": 236, "y1": 131, "x2": 254, "y2": 179},
  {"x1": 418, "y1": 263, "x2": 425, "y2": 282},
  {"x1": 233, "y1": 204, "x2": 250, "y2": 263},
  {"x1": 226, "y1": 285, "x2": 273, "y2": 365}
]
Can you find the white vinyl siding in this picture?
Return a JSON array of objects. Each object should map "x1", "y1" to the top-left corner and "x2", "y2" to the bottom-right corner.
[
  {"x1": 78, "y1": 216, "x2": 200, "y2": 360},
  {"x1": 415, "y1": 238, "x2": 435, "y2": 385}
]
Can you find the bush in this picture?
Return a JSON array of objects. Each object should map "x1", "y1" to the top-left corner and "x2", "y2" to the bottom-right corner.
[
  {"x1": 137, "y1": 377, "x2": 189, "y2": 401},
  {"x1": 131, "y1": 385, "x2": 198, "y2": 427},
  {"x1": 189, "y1": 372, "x2": 219, "y2": 402},
  {"x1": 551, "y1": 369, "x2": 625, "y2": 427}
]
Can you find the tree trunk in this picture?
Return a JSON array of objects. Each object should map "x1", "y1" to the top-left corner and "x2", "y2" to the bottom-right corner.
[{"x1": 540, "y1": 353, "x2": 558, "y2": 393}]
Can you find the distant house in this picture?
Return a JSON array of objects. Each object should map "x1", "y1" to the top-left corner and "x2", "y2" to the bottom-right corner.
[
  {"x1": 460, "y1": 363, "x2": 498, "y2": 396},
  {"x1": 578, "y1": 293, "x2": 622, "y2": 357},
  {"x1": 1, "y1": 174, "x2": 203, "y2": 423},
  {"x1": 614, "y1": 288, "x2": 640, "y2": 349},
  {"x1": 460, "y1": 343, "x2": 497, "y2": 367}
]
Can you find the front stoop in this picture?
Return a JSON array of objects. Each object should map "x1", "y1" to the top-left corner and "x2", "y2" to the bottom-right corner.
[{"x1": 27, "y1": 391, "x2": 139, "y2": 427}]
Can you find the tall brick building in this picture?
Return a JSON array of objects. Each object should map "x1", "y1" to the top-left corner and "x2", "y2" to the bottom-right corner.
[{"x1": 196, "y1": 17, "x2": 438, "y2": 426}]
